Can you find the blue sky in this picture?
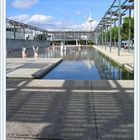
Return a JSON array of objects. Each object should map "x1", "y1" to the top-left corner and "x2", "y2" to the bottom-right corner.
[{"x1": 6, "y1": 0, "x2": 115, "y2": 30}]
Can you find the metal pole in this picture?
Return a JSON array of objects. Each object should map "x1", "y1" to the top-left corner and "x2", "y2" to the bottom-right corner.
[
  {"x1": 23, "y1": 26, "x2": 25, "y2": 39},
  {"x1": 97, "y1": 34, "x2": 99, "y2": 45},
  {"x1": 106, "y1": 26, "x2": 108, "y2": 48},
  {"x1": 128, "y1": 8, "x2": 131, "y2": 51},
  {"x1": 110, "y1": 9, "x2": 112, "y2": 52},
  {"x1": 102, "y1": 26, "x2": 103, "y2": 48},
  {"x1": 86, "y1": 39, "x2": 88, "y2": 45},
  {"x1": 100, "y1": 29, "x2": 102, "y2": 45},
  {"x1": 105, "y1": 18, "x2": 107, "y2": 50},
  {"x1": 35, "y1": 30, "x2": 36, "y2": 40},
  {"x1": 114, "y1": 20, "x2": 116, "y2": 27},
  {"x1": 13, "y1": 25, "x2": 16, "y2": 39},
  {"x1": 104, "y1": 26, "x2": 105, "y2": 48},
  {"x1": 114, "y1": 20, "x2": 116, "y2": 47},
  {"x1": 118, "y1": 0, "x2": 121, "y2": 56},
  {"x1": 63, "y1": 31, "x2": 65, "y2": 45}
]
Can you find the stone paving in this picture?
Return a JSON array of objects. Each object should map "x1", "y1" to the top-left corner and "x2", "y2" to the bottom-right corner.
[
  {"x1": 93, "y1": 45, "x2": 134, "y2": 73},
  {"x1": 6, "y1": 79, "x2": 134, "y2": 140},
  {"x1": 6, "y1": 58, "x2": 62, "y2": 78}
]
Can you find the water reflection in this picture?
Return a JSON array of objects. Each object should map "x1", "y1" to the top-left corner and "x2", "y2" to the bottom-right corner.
[
  {"x1": 7, "y1": 45, "x2": 133, "y2": 80},
  {"x1": 93, "y1": 50, "x2": 133, "y2": 80},
  {"x1": 42, "y1": 47, "x2": 133, "y2": 80}
]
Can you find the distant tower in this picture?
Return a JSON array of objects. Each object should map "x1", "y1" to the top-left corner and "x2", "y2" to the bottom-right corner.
[{"x1": 88, "y1": 9, "x2": 94, "y2": 31}]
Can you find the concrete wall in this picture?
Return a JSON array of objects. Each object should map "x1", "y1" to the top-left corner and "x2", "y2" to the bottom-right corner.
[
  {"x1": 7, "y1": 39, "x2": 50, "y2": 49},
  {"x1": 7, "y1": 39, "x2": 50, "y2": 58}
]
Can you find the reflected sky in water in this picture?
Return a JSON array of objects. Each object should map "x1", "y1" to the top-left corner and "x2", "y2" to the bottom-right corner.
[{"x1": 42, "y1": 47, "x2": 133, "y2": 80}]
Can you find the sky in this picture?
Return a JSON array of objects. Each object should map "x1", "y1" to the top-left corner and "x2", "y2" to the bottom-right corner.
[{"x1": 6, "y1": 0, "x2": 115, "y2": 31}]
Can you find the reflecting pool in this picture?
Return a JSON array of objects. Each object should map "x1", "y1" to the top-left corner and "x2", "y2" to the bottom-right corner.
[{"x1": 42, "y1": 47, "x2": 133, "y2": 80}]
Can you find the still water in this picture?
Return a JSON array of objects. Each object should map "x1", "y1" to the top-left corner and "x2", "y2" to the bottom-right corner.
[{"x1": 42, "y1": 47, "x2": 133, "y2": 80}]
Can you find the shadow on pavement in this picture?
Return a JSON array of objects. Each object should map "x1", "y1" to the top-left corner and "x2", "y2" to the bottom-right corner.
[{"x1": 6, "y1": 79, "x2": 133, "y2": 140}]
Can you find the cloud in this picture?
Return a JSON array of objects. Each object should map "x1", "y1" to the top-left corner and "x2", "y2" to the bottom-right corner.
[
  {"x1": 9, "y1": 14, "x2": 53, "y2": 24},
  {"x1": 9, "y1": 14, "x2": 30, "y2": 22},
  {"x1": 27, "y1": 14, "x2": 53, "y2": 24},
  {"x1": 12, "y1": 0, "x2": 38, "y2": 9},
  {"x1": 70, "y1": 20, "x2": 98, "y2": 31},
  {"x1": 8, "y1": 14, "x2": 98, "y2": 31},
  {"x1": 52, "y1": 20, "x2": 98, "y2": 31}
]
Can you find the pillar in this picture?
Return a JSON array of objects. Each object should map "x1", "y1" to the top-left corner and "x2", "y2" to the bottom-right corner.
[
  {"x1": 105, "y1": 18, "x2": 107, "y2": 50},
  {"x1": 110, "y1": 9, "x2": 112, "y2": 52},
  {"x1": 13, "y1": 25, "x2": 16, "y2": 39},
  {"x1": 128, "y1": 8, "x2": 131, "y2": 51},
  {"x1": 118, "y1": 0, "x2": 121, "y2": 56}
]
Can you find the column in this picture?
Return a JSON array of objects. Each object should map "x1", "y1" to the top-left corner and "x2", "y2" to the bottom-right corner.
[
  {"x1": 118, "y1": 0, "x2": 121, "y2": 56},
  {"x1": 110, "y1": 9, "x2": 112, "y2": 52},
  {"x1": 105, "y1": 18, "x2": 107, "y2": 50},
  {"x1": 102, "y1": 25, "x2": 104, "y2": 48},
  {"x1": 13, "y1": 25, "x2": 16, "y2": 39},
  {"x1": 128, "y1": 8, "x2": 131, "y2": 51}
]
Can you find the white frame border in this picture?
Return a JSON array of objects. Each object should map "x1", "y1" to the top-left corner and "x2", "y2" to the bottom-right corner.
[
  {"x1": 0, "y1": 0, "x2": 139, "y2": 140},
  {"x1": 0, "y1": 0, "x2": 6, "y2": 140},
  {"x1": 134, "y1": 0, "x2": 140, "y2": 140}
]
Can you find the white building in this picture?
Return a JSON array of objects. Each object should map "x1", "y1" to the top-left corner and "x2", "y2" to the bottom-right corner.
[{"x1": 6, "y1": 19, "x2": 45, "y2": 40}]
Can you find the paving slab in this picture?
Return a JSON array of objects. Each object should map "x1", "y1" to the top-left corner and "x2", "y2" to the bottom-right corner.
[
  {"x1": 91, "y1": 81, "x2": 134, "y2": 140},
  {"x1": 93, "y1": 45, "x2": 134, "y2": 73},
  {"x1": 6, "y1": 80, "x2": 97, "y2": 140},
  {"x1": 6, "y1": 79, "x2": 134, "y2": 140},
  {"x1": 6, "y1": 58, "x2": 62, "y2": 78}
]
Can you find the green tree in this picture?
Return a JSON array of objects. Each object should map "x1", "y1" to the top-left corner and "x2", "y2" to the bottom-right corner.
[
  {"x1": 104, "y1": 27, "x2": 118, "y2": 45},
  {"x1": 111, "y1": 27, "x2": 118, "y2": 41},
  {"x1": 121, "y1": 17, "x2": 134, "y2": 40}
]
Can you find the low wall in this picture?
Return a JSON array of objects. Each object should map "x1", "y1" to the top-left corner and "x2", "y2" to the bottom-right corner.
[{"x1": 6, "y1": 39, "x2": 50, "y2": 58}]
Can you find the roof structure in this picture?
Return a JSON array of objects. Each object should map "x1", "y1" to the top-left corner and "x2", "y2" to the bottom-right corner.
[
  {"x1": 94, "y1": 0, "x2": 134, "y2": 32},
  {"x1": 6, "y1": 18, "x2": 47, "y2": 32}
]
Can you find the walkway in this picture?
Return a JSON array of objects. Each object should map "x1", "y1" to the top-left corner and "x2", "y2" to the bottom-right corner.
[
  {"x1": 93, "y1": 45, "x2": 134, "y2": 73},
  {"x1": 6, "y1": 58, "x2": 62, "y2": 78},
  {"x1": 7, "y1": 79, "x2": 134, "y2": 140}
]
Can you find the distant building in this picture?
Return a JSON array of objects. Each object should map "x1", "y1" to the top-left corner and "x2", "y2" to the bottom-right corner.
[
  {"x1": 47, "y1": 31, "x2": 94, "y2": 45},
  {"x1": 6, "y1": 22, "x2": 25, "y2": 39},
  {"x1": 6, "y1": 18, "x2": 46, "y2": 40}
]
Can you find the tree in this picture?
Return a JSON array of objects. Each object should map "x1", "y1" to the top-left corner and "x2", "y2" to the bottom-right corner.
[
  {"x1": 111, "y1": 27, "x2": 118, "y2": 41},
  {"x1": 121, "y1": 17, "x2": 134, "y2": 40},
  {"x1": 98, "y1": 17, "x2": 134, "y2": 46}
]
